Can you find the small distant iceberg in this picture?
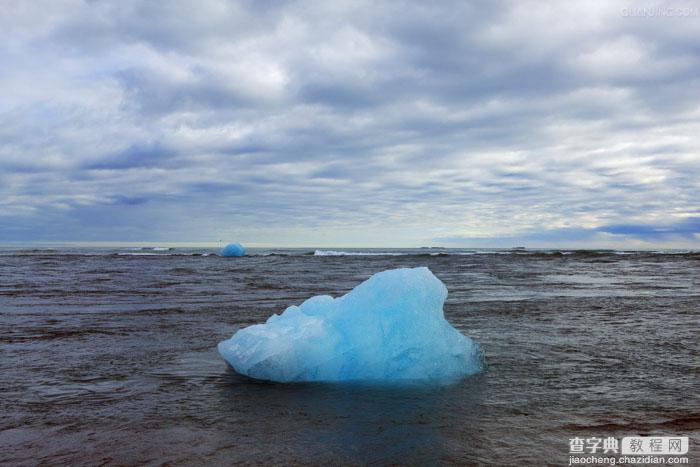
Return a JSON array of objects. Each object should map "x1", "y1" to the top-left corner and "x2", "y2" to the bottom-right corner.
[
  {"x1": 218, "y1": 267, "x2": 485, "y2": 383},
  {"x1": 219, "y1": 243, "x2": 245, "y2": 257}
]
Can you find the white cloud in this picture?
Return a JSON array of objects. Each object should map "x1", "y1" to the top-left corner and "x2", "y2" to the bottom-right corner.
[{"x1": 0, "y1": 0, "x2": 699, "y2": 246}]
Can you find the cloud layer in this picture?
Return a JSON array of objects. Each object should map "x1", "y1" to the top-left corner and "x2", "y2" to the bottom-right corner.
[{"x1": 1, "y1": 0, "x2": 699, "y2": 247}]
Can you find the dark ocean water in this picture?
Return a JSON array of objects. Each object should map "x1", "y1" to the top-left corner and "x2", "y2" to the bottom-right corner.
[{"x1": 1, "y1": 247, "x2": 699, "y2": 465}]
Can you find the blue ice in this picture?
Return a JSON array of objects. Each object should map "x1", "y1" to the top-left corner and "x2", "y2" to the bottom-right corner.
[
  {"x1": 217, "y1": 267, "x2": 485, "y2": 383},
  {"x1": 219, "y1": 243, "x2": 245, "y2": 257}
]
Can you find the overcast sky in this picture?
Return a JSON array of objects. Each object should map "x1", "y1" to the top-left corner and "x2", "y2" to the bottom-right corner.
[{"x1": 1, "y1": 0, "x2": 699, "y2": 247}]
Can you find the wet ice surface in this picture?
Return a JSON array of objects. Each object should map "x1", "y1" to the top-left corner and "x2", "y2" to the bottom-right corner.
[
  {"x1": 1, "y1": 248, "x2": 699, "y2": 465},
  {"x1": 219, "y1": 243, "x2": 245, "y2": 257},
  {"x1": 219, "y1": 267, "x2": 484, "y2": 382}
]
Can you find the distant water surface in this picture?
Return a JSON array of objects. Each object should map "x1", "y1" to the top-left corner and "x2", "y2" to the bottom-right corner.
[{"x1": 1, "y1": 247, "x2": 698, "y2": 464}]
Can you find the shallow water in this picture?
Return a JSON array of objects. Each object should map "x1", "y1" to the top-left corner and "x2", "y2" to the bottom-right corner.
[{"x1": 1, "y1": 248, "x2": 699, "y2": 465}]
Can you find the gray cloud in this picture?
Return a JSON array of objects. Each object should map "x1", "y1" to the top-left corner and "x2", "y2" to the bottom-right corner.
[{"x1": 1, "y1": 0, "x2": 699, "y2": 246}]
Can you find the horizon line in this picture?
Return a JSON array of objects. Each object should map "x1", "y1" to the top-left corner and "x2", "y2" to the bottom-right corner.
[{"x1": 0, "y1": 241, "x2": 697, "y2": 252}]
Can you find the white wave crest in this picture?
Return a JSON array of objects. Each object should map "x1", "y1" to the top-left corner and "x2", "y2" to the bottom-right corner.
[{"x1": 314, "y1": 250, "x2": 407, "y2": 256}]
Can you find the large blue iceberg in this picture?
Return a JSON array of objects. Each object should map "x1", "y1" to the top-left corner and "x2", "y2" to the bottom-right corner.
[
  {"x1": 218, "y1": 267, "x2": 485, "y2": 383},
  {"x1": 219, "y1": 243, "x2": 245, "y2": 257}
]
